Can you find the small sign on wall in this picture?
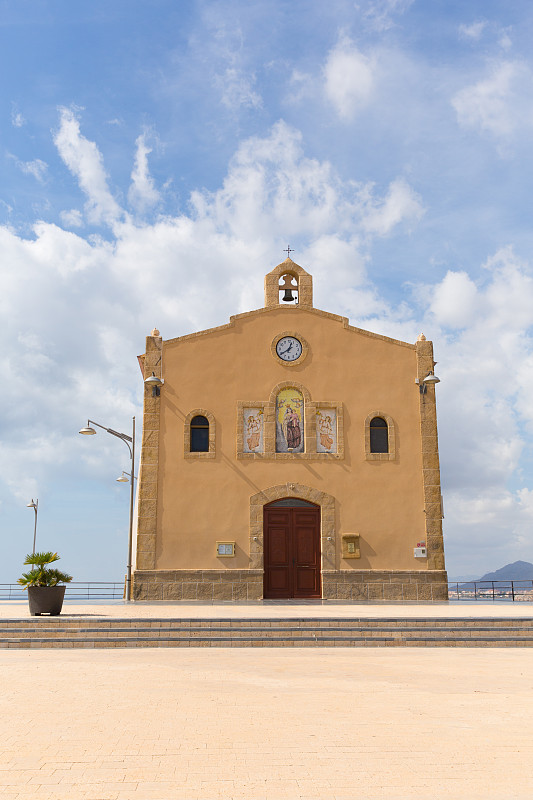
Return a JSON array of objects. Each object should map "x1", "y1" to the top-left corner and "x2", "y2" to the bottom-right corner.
[
  {"x1": 216, "y1": 541, "x2": 235, "y2": 557},
  {"x1": 341, "y1": 533, "x2": 360, "y2": 559}
]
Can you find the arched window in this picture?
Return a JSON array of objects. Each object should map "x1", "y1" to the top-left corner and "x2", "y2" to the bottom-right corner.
[
  {"x1": 370, "y1": 417, "x2": 388, "y2": 453},
  {"x1": 190, "y1": 415, "x2": 209, "y2": 452},
  {"x1": 267, "y1": 498, "x2": 318, "y2": 508}
]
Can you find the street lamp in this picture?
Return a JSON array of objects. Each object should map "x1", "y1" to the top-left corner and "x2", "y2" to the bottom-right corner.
[
  {"x1": 26, "y1": 498, "x2": 38, "y2": 555},
  {"x1": 79, "y1": 417, "x2": 136, "y2": 601}
]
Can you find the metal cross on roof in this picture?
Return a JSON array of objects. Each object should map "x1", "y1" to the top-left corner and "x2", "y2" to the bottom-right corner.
[{"x1": 283, "y1": 245, "x2": 293, "y2": 257}]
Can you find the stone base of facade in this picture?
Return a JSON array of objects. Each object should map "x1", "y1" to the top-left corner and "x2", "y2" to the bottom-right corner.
[
  {"x1": 133, "y1": 570, "x2": 263, "y2": 601},
  {"x1": 322, "y1": 570, "x2": 448, "y2": 601},
  {"x1": 134, "y1": 569, "x2": 448, "y2": 602}
]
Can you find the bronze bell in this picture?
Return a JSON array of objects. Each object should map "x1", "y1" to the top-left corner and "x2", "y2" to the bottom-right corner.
[{"x1": 282, "y1": 288, "x2": 295, "y2": 302}]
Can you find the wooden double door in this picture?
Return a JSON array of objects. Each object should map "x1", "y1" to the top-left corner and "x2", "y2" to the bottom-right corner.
[{"x1": 263, "y1": 501, "x2": 321, "y2": 599}]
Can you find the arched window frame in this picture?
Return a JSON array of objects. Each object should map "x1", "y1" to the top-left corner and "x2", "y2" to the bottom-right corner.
[
  {"x1": 364, "y1": 411, "x2": 396, "y2": 461},
  {"x1": 184, "y1": 408, "x2": 216, "y2": 459}
]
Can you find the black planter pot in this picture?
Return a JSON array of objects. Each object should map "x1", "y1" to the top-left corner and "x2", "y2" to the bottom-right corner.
[{"x1": 27, "y1": 586, "x2": 66, "y2": 616}]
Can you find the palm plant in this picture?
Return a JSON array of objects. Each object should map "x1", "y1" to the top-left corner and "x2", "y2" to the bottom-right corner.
[{"x1": 18, "y1": 551, "x2": 72, "y2": 588}]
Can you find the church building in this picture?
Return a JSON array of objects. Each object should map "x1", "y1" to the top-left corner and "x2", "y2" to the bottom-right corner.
[{"x1": 133, "y1": 258, "x2": 447, "y2": 601}]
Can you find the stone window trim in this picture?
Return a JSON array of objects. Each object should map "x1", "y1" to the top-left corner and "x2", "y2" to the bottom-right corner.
[
  {"x1": 184, "y1": 408, "x2": 216, "y2": 459},
  {"x1": 237, "y1": 383, "x2": 344, "y2": 460},
  {"x1": 364, "y1": 411, "x2": 396, "y2": 461},
  {"x1": 270, "y1": 330, "x2": 310, "y2": 367},
  {"x1": 249, "y1": 483, "x2": 336, "y2": 574}
]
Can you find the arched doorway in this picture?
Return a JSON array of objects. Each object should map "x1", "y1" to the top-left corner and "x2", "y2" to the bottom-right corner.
[{"x1": 263, "y1": 498, "x2": 321, "y2": 599}]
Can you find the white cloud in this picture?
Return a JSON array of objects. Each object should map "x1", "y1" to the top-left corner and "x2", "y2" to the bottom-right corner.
[
  {"x1": 323, "y1": 37, "x2": 374, "y2": 121},
  {"x1": 429, "y1": 270, "x2": 479, "y2": 328},
  {"x1": 215, "y1": 67, "x2": 262, "y2": 111},
  {"x1": 286, "y1": 70, "x2": 314, "y2": 105},
  {"x1": 361, "y1": 178, "x2": 424, "y2": 236},
  {"x1": 196, "y1": 13, "x2": 263, "y2": 112},
  {"x1": 458, "y1": 21, "x2": 487, "y2": 41},
  {"x1": 11, "y1": 108, "x2": 25, "y2": 127},
  {"x1": 443, "y1": 485, "x2": 533, "y2": 574},
  {"x1": 452, "y1": 60, "x2": 533, "y2": 140},
  {"x1": 499, "y1": 31, "x2": 512, "y2": 51},
  {"x1": 361, "y1": 0, "x2": 414, "y2": 32},
  {"x1": 405, "y1": 247, "x2": 533, "y2": 572},
  {"x1": 128, "y1": 132, "x2": 161, "y2": 213},
  {"x1": 53, "y1": 107, "x2": 123, "y2": 227},
  {"x1": 60, "y1": 209, "x2": 84, "y2": 228},
  {"x1": 17, "y1": 158, "x2": 48, "y2": 183},
  {"x1": 189, "y1": 121, "x2": 419, "y2": 247}
]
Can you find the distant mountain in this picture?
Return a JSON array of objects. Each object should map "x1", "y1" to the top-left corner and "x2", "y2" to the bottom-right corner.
[
  {"x1": 478, "y1": 561, "x2": 533, "y2": 582},
  {"x1": 455, "y1": 561, "x2": 533, "y2": 588}
]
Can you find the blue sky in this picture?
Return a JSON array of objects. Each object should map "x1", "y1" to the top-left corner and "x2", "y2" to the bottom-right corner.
[{"x1": 2, "y1": 0, "x2": 533, "y2": 582}]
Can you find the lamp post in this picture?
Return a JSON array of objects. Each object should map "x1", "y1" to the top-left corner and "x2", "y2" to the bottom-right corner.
[
  {"x1": 26, "y1": 498, "x2": 38, "y2": 555},
  {"x1": 79, "y1": 417, "x2": 135, "y2": 601}
]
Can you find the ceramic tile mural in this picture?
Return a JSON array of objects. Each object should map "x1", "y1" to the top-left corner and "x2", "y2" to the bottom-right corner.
[
  {"x1": 316, "y1": 408, "x2": 337, "y2": 453},
  {"x1": 276, "y1": 388, "x2": 304, "y2": 453},
  {"x1": 243, "y1": 408, "x2": 264, "y2": 453}
]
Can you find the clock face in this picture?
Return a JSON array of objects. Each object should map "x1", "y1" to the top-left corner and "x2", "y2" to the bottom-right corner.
[{"x1": 276, "y1": 336, "x2": 303, "y2": 362}]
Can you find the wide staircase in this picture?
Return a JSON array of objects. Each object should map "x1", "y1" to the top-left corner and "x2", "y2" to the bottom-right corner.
[{"x1": 1, "y1": 615, "x2": 533, "y2": 648}]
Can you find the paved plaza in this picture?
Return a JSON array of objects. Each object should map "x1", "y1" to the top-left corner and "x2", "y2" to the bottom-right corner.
[
  {"x1": 3, "y1": 599, "x2": 533, "y2": 620},
  {"x1": 1, "y1": 602, "x2": 532, "y2": 799}
]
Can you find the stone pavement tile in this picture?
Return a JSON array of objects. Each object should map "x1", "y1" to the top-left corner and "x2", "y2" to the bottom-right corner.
[
  {"x1": 1, "y1": 648, "x2": 533, "y2": 799},
  {"x1": 0, "y1": 771, "x2": 32, "y2": 786},
  {"x1": 73, "y1": 781, "x2": 139, "y2": 792},
  {"x1": 3, "y1": 760, "x2": 44, "y2": 771},
  {"x1": 3, "y1": 599, "x2": 533, "y2": 620}
]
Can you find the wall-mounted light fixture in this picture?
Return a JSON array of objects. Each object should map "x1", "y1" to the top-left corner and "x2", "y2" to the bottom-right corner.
[
  {"x1": 415, "y1": 371, "x2": 441, "y2": 394},
  {"x1": 144, "y1": 372, "x2": 164, "y2": 397}
]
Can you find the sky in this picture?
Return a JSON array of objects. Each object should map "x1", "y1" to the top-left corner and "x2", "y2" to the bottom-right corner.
[{"x1": 2, "y1": 0, "x2": 533, "y2": 583}]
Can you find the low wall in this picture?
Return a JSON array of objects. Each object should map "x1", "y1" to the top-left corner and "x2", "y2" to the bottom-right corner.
[
  {"x1": 133, "y1": 569, "x2": 449, "y2": 602},
  {"x1": 133, "y1": 570, "x2": 263, "y2": 601},
  {"x1": 322, "y1": 570, "x2": 448, "y2": 601}
]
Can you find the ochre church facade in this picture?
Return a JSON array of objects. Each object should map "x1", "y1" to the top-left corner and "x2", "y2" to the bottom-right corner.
[{"x1": 133, "y1": 258, "x2": 447, "y2": 601}]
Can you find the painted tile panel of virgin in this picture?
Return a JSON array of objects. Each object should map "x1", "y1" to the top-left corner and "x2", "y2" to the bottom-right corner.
[{"x1": 276, "y1": 388, "x2": 304, "y2": 453}]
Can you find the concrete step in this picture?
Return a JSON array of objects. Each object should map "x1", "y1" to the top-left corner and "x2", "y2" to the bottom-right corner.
[
  {"x1": 1, "y1": 616, "x2": 533, "y2": 648},
  {"x1": 1, "y1": 615, "x2": 533, "y2": 628},
  {"x1": 3, "y1": 637, "x2": 533, "y2": 648},
  {"x1": 2, "y1": 624, "x2": 533, "y2": 638}
]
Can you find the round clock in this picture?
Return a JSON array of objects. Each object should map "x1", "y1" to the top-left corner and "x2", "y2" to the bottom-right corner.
[{"x1": 276, "y1": 335, "x2": 303, "y2": 362}]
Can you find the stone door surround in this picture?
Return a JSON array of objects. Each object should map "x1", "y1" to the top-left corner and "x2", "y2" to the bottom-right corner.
[{"x1": 249, "y1": 483, "x2": 336, "y2": 574}]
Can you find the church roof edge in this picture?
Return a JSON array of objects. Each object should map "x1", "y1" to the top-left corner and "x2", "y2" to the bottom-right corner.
[{"x1": 157, "y1": 304, "x2": 417, "y2": 350}]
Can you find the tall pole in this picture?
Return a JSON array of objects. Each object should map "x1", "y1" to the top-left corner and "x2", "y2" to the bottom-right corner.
[
  {"x1": 32, "y1": 499, "x2": 38, "y2": 555},
  {"x1": 79, "y1": 418, "x2": 136, "y2": 603},
  {"x1": 126, "y1": 416, "x2": 135, "y2": 602}
]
